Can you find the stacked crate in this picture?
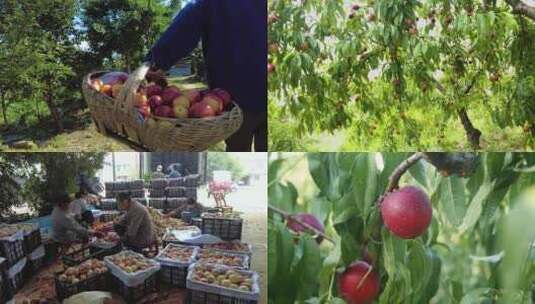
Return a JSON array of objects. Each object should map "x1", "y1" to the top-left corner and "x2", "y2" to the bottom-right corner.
[
  {"x1": 0, "y1": 224, "x2": 28, "y2": 296},
  {"x1": 103, "y1": 180, "x2": 147, "y2": 210},
  {"x1": 201, "y1": 213, "x2": 243, "y2": 241},
  {"x1": 149, "y1": 178, "x2": 167, "y2": 210}
]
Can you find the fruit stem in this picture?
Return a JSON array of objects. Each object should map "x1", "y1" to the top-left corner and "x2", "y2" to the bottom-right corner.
[
  {"x1": 268, "y1": 205, "x2": 335, "y2": 244},
  {"x1": 385, "y1": 152, "x2": 425, "y2": 193},
  {"x1": 356, "y1": 264, "x2": 373, "y2": 290}
]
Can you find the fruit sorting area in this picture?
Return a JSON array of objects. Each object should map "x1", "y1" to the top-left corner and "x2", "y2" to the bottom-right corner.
[{"x1": 1, "y1": 178, "x2": 263, "y2": 303}]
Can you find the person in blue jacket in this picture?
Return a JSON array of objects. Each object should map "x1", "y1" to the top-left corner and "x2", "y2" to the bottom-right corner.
[{"x1": 145, "y1": 0, "x2": 267, "y2": 152}]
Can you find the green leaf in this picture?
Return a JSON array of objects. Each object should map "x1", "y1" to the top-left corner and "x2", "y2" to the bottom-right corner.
[
  {"x1": 409, "y1": 160, "x2": 429, "y2": 190},
  {"x1": 295, "y1": 237, "x2": 322, "y2": 301},
  {"x1": 406, "y1": 240, "x2": 430, "y2": 294},
  {"x1": 459, "y1": 180, "x2": 496, "y2": 233},
  {"x1": 352, "y1": 153, "x2": 379, "y2": 220},
  {"x1": 435, "y1": 176, "x2": 468, "y2": 227},
  {"x1": 459, "y1": 288, "x2": 493, "y2": 304}
]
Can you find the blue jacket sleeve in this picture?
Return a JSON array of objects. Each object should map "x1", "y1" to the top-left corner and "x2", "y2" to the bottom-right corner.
[{"x1": 145, "y1": 0, "x2": 206, "y2": 70}]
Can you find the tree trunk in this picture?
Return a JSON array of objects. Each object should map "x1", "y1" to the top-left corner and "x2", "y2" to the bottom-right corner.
[
  {"x1": 458, "y1": 108, "x2": 481, "y2": 150},
  {"x1": 0, "y1": 91, "x2": 8, "y2": 126},
  {"x1": 44, "y1": 78, "x2": 63, "y2": 132}
]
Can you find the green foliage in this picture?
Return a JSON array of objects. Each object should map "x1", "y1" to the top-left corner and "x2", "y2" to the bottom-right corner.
[
  {"x1": 0, "y1": 153, "x2": 105, "y2": 216},
  {"x1": 207, "y1": 153, "x2": 245, "y2": 181},
  {"x1": 81, "y1": 0, "x2": 171, "y2": 71},
  {"x1": 268, "y1": 0, "x2": 535, "y2": 150},
  {"x1": 268, "y1": 152, "x2": 535, "y2": 303}
]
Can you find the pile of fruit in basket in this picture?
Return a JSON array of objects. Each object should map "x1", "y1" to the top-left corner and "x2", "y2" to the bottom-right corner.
[
  {"x1": 0, "y1": 224, "x2": 19, "y2": 238},
  {"x1": 159, "y1": 245, "x2": 197, "y2": 263},
  {"x1": 196, "y1": 249, "x2": 247, "y2": 268},
  {"x1": 89, "y1": 71, "x2": 234, "y2": 119},
  {"x1": 107, "y1": 251, "x2": 155, "y2": 273},
  {"x1": 190, "y1": 264, "x2": 254, "y2": 292},
  {"x1": 58, "y1": 259, "x2": 108, "y2": 285},
  {"x1": 89, "y1": 72, "x2": 129, "y2": 98},
  {"x1": 143, "y1": 82, "x2": 233, "y2": 120}
]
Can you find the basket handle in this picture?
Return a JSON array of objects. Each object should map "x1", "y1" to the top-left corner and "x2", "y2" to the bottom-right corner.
[{"x1": 115, "y1": 62, "x2": 151, "y2": 118}]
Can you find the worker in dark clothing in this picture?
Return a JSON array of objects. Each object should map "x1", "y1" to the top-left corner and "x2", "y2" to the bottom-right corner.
[{"x1": 145, "y1": 0, "x2": 267, "y2": 152}]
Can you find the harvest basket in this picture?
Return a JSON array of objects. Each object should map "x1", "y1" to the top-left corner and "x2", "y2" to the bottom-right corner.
[
  {"x1": 7, "y1": 257, "x2": 28, "y2": 295},
  {"x1": 82, "y1": 63, "x2": 243, "y2": 151},
  {"x1": 54, "y1": 268, "x2": 109, "y2": 300}
]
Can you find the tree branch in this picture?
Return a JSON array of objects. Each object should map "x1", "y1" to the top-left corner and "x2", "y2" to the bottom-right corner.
[
  {"x1": 506, "y1": 0, "x2": 535, "y2": 22},
  {"x1": 268, "y1": 205, "x2": 335, "y2": 244},
  {"x1": 375, "y1": 152, "x2": 425, "y2": 206}
]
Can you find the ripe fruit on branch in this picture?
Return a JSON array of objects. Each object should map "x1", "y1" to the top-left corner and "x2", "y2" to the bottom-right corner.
[
  {"x1": 286, "y1": 213, "x2": 324, "y2": 236},
  {"x1": 381, "y1": 186, "x2": 432, "y2": 239},
  {"x1": 338, "y1": 261, "x2": 380, "y2": 304}
]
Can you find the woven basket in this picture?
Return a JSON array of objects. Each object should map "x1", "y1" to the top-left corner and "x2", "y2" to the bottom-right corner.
[{"x1": 82, "y1": 63, "x2": 243, "y2": 151}]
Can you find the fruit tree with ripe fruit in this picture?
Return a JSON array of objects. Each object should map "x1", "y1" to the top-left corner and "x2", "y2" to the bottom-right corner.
[
  {"x1": 268, "y1": 152, "x2": 535, "y2": 303},
  {"x1": 268, "y1": 0, "x2": 535, "y2": 151}
]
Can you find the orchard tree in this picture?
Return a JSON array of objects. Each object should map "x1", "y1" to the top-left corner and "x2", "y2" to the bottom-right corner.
[
  {"x1": 268, "y1": 0, "x2": 535, "y2": 150},
  {"x1": 268, "y1": 152, "x2": 535, "y2": 303},
  {"x1": 81, "y1": 0, "x2": 172, "y2": 71}
]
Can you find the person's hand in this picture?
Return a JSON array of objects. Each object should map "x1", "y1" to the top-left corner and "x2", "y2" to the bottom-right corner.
[{"x1": 146, "y1": 69, "x2": 168, "y2": 87}]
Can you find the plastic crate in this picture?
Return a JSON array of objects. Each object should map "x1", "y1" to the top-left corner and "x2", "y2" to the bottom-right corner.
[
  {"x1": 167, "y1": 197, "x2": 188, "y2": 209},
  {"x1": 187, "y1": 263, "x2": 260, "y2": 304},
  {"x1": 130, "y1": 190, "x2": 145, "y2": 198},
  {"x1": 190, "y1": 290, "x2": 258, "y2": 304},
  {"x1": 0, "y1": 239, "x2": 25, "y2": 267},
  {"x1": 111, "y1": 272, "x2": 157, "y2": 303},
  {"x1": 150, "y1": 179, "x2": 168, "y2": 189},
  {"x1": 90, "y1": 243, "x2": 122, "y2": 259},
  {"x1": 149, "y1": 198, "x2": 167, "y2": 209},
  {"x1": 7, "y1": 257, "x2": 27, "y2": 295},
  {"x1": 185, "y1": 187, "x2": 198, "y2": 200},
  {"x1": 149, "y1": 188, "x2": 166, "y2": 198},
  {"x1": 62, "y1": 244, "x2": 93, "y2": 266},
  {"x1": 185, "y1": 175, "x2": 199, "y2": 187},
  {"x1": 55, "y1": 269, "x2": 110, "y2": 300},
  {"x1": 104, "y1": 182, "x2": 115, "y2": 191},
  {"x1": 23, "y1": 229, "x2": 42, "y2": 254},
  {"x1": 127, "y1": 180, "x2": 144, "y2": 190},
  {"x1": 166, "y1": 187, "x2": 186, "y2": 198},
  {"x1": 0, "y1": 259, "x2": 9, "y2": 303},
  {"x1": 201, "y1": 217, "x2": 243, "y2": 241},
  {"x1": 100, "y1": 199, "x2": 117, "y2": 210},
  {"x1": 159, "y1": 264, "x2": 189, "y2": 288},
  {"x1": 168, "y1": 177, "x2": 185, "y2": 187},
  {"x1": 28, "y1": 245, "x2": 45, "y2": 272}
]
